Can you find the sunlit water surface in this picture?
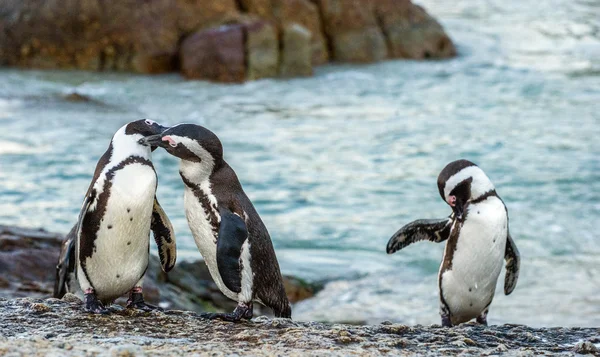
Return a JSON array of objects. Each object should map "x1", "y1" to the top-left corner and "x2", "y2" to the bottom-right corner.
[{"x1": 1, "y1": 0, "x2": 599, "y2": 326}]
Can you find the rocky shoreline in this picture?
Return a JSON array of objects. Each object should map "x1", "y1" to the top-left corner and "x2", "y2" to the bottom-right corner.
[
  {"x1": 0, "y1": 0, "x2": 455, "y2": 82},
  {"x1": 1, "y1": 225, "x2": 600, "y2": 355},
  {"x1": 1, "y1": 298, "x2": 599, "y2": 356}
]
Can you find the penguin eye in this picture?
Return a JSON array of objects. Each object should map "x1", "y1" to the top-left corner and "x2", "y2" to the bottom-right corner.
[{"x1": 144, "y1": 119, "x2": 155, "y2": 126}]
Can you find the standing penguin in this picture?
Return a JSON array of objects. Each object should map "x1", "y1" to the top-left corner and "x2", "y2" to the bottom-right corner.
[
  {"x1": 141, "y1": 124, "x2": 291, "y2": 321},
  {"x1": 386, "y1": 159, "x2": 520, "y2": 327},
  {"x1": 53, "y1": 119, "x2": 177, "y2": 314}
]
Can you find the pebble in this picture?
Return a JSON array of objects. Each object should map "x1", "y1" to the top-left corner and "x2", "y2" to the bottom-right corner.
[
  {"x1": 573, "y1": 341, "x2": 599, "y2": 355},
  {"x1": 29, "y1": 303, "x2": 51, "y2": 314},
  {"x1": 106, "y1": 344, "x2": 145, "y2": 357}
]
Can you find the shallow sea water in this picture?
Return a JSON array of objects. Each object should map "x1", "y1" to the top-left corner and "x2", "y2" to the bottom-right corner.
[{"x1": 1, "y1": 0, "x2": 599, "y2": 326}]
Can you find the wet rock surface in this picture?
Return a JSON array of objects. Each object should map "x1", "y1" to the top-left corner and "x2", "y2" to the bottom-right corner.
[
  {"x1": 1, "y1": 298, "x2": 598, "y2": 356},
  {"x1": 0, "y1": 0, "x2": 455, "y2": 81}
]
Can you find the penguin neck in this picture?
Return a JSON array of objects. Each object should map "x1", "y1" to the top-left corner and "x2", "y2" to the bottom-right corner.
[{"x1": 179, "y1": 159, "x2": 215, "y2": 186}]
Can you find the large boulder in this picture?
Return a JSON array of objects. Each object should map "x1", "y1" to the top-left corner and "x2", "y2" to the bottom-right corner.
[
  {"x1": 180, "y1": 24, "x2": 246, "y2": 82},
  {"x1": 373, "y1": 0, "x2": 456, "y2": 59},
  {"x1": 244, "y1": 20, "x2": 280, "y2": 80},
  {"x1": 278, "y1": 0, "x2": 329, "y2": 66},
  {"x1": 0, "y1": 0, "x2": 240, "y2": 74},
  {"x1": 0, "y1": 0, "x2": 456, "y2": 80},
  {"x1": 314, "y1": 0, "x2": 388, "y2": 63},
  {"x1": 238, "y1": 0, "x2": 272, "y2": 18},
  {"x1": 240, "y1": 0, "x2": 328, "y2": 66},
  {"x1": 0, "y1": 226, "x2": 63, "y2": 297},
  {"x1": 280, "y1": 23, "x2": 313, "y2": 77},
  {"x1": 175, "y1": 0, "x2": 240, "y2": 35}
]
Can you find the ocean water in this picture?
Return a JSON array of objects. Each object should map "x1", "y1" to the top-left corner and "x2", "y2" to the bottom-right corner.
[{"x1": 0, "y1": 0, "x2": 599, "y2": 327}]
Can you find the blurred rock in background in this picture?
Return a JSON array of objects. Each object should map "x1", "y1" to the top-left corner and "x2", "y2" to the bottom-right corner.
[{"x1": 0, "y1": 0, "x2": 456, "y2": 82}]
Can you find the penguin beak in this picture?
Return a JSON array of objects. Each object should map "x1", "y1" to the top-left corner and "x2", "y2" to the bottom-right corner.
[{"x1": 139, "y1": 134, "x2": 167, "y2": 148}]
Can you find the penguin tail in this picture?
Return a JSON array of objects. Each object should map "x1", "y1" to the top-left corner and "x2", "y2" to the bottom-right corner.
[
  {"x1": 268, "y1": 284, "x2": 292, "y2": 318},
  {"x1": 257, "y1": 280, "x2": 292, "y2": 319},
  {"x1": 273, "y1": 301, "x2": 292, "y2": 319},
  {"x1": 53, "y1": 226, "x2": 77, "y2": 299}
]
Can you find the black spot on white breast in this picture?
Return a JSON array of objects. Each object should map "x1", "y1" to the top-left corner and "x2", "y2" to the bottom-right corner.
[{"x1": 79, "y1": 156, "x2": 154, "y2": 265}]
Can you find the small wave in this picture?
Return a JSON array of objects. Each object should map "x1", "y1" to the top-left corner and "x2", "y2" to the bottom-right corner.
[
  {"x1": 0, "y1": 98, "x2": 23, "y2": 119},
  {"x1": 0, "y1": 142, "x2": 50, "y2": 155}
]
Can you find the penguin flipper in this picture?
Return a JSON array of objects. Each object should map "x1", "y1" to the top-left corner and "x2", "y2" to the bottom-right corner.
[
  {"x1": 216, "y1": 209, "x2": 248, "y2": 294},
  {"x1": 53, "y1": 225, "x2": 77, "y2": 298},
  {"x1": 386, "y1": 217, "x2": 453, "y2": 254},
  {"x1": 55, "y1": 187, "x2": 93, "y2": 298},
  {"x1": 503, "y1": 232, "x2": 520, "y2": 295},
  {"x1": 151, "y1": 197, "x2": 177, "y2": 272}
]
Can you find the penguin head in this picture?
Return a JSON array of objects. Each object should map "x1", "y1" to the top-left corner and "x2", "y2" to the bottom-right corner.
[
  {"x1": 111, "y1": 119, "x2": 168, "y2": 157},
  {"x1": 141, "y1": 124, "x2": 223, "y2": 164},
  {"x1": 437, "y1": 160, "x2": 495, "y2": 221},
  {"x1": 123, "y1": 119, "x2": 168, "y2": 151}
]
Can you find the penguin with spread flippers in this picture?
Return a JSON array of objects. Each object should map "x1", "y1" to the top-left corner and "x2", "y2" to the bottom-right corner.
[
  {"x1": 53, "y1": 119, "x2": 177, "y2": 314},
  {"x1": 386, "y1": 159, "x2": 520, "y2": 327},
  {"x1": 141, "y1": 124, "x2": 291, "y2": 321}
]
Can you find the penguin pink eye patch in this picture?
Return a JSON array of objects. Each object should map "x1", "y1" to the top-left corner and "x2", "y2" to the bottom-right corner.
[
  {"x1": 162, "y1": 136, "x2": 178, "y2": 147},
  {"x1": 447, "y1": 195, "x2": 456, "y2": 207}
]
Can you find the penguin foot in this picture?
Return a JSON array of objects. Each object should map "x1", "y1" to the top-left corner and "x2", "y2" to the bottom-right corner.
[
  {"x1": 126, "y1": 291, "x2": 163, "y2": 312},
  {"x1": 441, "y1": 314, "x2": 452, "y2": 327},
  {"x1": 84, "y1": 293, "x2": 110, "y2": 315},
  {"x1": 202, "y1": 303, "x2": 253, "y2": 322}
]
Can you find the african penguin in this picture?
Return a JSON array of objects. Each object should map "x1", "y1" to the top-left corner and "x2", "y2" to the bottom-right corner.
[
  {"x1": 141, "y1": 124, "x2": 291, "y2": 321},
  {"x1": 53, "y1": 119, "x2": 177, "y2": 314},
  {"x1": 386, "y1": 159, "x2": 520, "y2": 327}
]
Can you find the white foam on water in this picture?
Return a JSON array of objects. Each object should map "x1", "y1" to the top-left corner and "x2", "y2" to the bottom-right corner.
[
  {"x1": 0, "y1": 98, "x2": 23, "y2": 119},
  {"x1": 0, "y1": 142, "x2": 50, "y2": 155}
]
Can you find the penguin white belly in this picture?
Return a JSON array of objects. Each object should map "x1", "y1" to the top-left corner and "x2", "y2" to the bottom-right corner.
[
  {"x1": 184, "y1": 186, "x2": 240, "y2": 302},
  {"x1": 440, "y1": 197, "x2": 507, "y2": 324},
  {"x1": 84, "y1": 164, "x2": 156, "y2": 301}
]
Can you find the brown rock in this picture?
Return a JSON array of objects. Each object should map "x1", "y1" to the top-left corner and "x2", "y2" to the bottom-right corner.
[
  {"x1": 0, "y1": 0, "x2": 242, "y2": 74},
  {"x1": 373, "y1": 0, "x2": 456, "y2": 59},
  {"x1": 239, "y1": 0, "x2": 328, "y2": 66},
  {"x1": 63, "y1": 92, "x2": 93, "y2": 103},
  {"x1": 279, "y1": 23, "x2": 313, "y2": 77},
  {"x1": 0, "y1": 226, "x2": 64, "y2": 298},
  {"x1": 239, "y1": 0, "x2": 272, "y2": 18},
  {"x1": 245, "y1": 20, "x2": 279, "y2": 80},
  {"x1": 314, "y1": 0, "x2": 388, "y2": 63},
  {"x1": 124, "y1": 0, "x2": 180, "y2": 73},
  {"x1": 180, "y1": 24, "x2": 246, "y2": 82},
  {"x1": 278, "y1": 0, "x2": 329, "y2": 65},
  {"x1": 283, "y1": 275, "x2": 315, "y2": 303},
  {"x1": 0, "y1": 0, "x2": 456, "y2": 80},
  {"x1": 175, "y1": 0, "x2": 240, "y2": 34}
]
